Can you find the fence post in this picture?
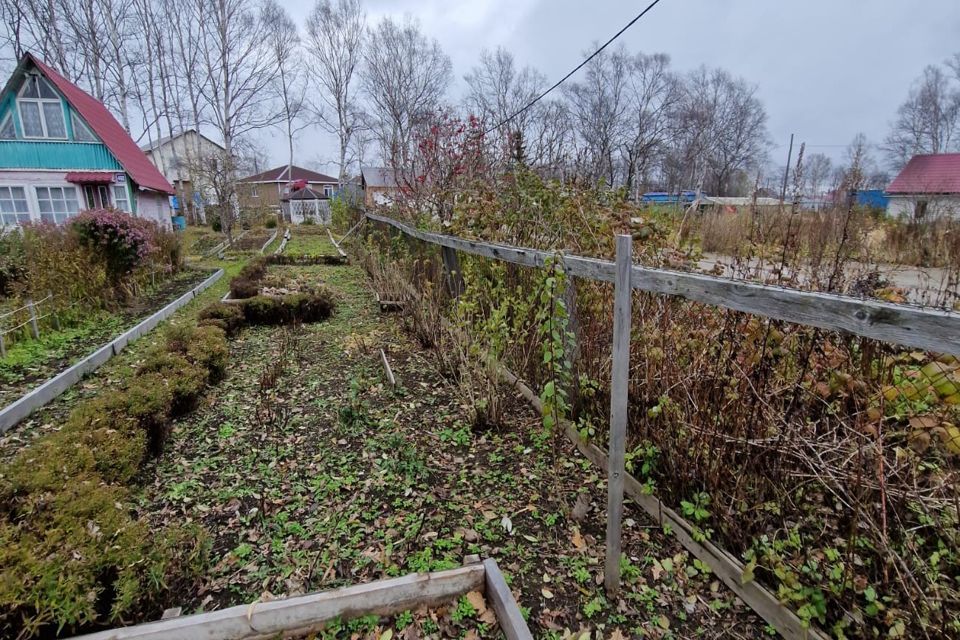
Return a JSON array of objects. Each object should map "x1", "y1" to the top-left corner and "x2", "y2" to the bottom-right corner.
[
  {"x1": 441, "y1": 245, "x2": 465, "y2": 298},
  {"x1": 0, "y1": 332, "x2": 5, "y2": 358},
  {"x1": 49, "y1": 292, "x2": 61, "y2": 330},
  {"x1": 26, "y1": 299, "x2": 40, "y2": 340},
  {"x1": 604, "y1": 234, "x2": 632, "y2": 597}
]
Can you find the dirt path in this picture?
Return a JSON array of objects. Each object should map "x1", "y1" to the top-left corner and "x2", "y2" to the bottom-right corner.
[
  {"x1": 139, "y1": 248, "x2": 769, "y2": 638},
  {"x1": 697, "y1": 252, "x2": 957, "y2": 306}
]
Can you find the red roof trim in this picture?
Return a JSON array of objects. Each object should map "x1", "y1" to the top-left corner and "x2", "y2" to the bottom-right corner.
[
  {"x1": 25, "y1": 54, "x2": 174, "y2": 195},
  {"x1": 66, "y1": 171, "x2": 118, "y2": 184}
]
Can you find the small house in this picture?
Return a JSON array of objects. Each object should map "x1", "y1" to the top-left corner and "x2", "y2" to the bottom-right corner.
[
  {"x1": 360, "y1": 166, "x2": 400, "y2": 207},
  {"x1": 237, "y1": 165, "x2": 338, "y2": 215},
  {"x1": 887, "y1": 153, "x2": 960, "y2": 220},
  {"x1": 141, "y1": 129, "x2": 225, "y2": 222},
  {"x1": 0, "y1": 53, "x2": 174, "y2": 227}
]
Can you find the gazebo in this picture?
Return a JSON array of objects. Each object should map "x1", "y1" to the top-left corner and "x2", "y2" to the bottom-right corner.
[{"x1": 281, "y1": 186, "x2": 331, "y2": 225}]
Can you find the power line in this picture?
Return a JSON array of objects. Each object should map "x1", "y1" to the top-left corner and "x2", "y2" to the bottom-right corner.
[{"x1": 482, "y1": 0, "x2": 666, "y2": 135}]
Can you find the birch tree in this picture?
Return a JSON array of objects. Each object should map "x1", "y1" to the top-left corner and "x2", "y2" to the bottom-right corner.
[
  {"x1": 362, "y1": 16, "x2": 451, "y2": 168},
  {"x1": 306, "y1": 0, "x2": 365, "y2": 189},
  {"x1": 263, "y1": 0, "x2": 308, "y2": 185}
]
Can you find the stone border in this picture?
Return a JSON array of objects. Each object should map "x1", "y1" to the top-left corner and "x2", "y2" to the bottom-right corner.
[{"x1": 0, "y1": 269, "x2": 224, "y2": 434}]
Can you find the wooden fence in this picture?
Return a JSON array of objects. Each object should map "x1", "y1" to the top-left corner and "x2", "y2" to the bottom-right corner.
[{"x1": 364, "y1": 211, "x2": 960, "y2": 640}]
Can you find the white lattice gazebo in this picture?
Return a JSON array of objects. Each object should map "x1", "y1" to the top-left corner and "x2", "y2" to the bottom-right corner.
[{"x1": 281, "y1": 186, "x2": 331, "y2": 225}]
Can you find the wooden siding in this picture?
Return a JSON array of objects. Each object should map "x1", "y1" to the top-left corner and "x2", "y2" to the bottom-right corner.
[{"x1": 0, "y1": 140, "x2": 121, "y2": 170}]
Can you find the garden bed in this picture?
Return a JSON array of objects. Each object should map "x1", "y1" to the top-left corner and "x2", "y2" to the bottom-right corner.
[
  {"x1": 0, "y1": 268, "x2": 213, "y2": 409},
  {"x1": 282, "y1": 228, "x2": 345, "y2": 258},
  {"x1": 136, "y1": 256, "x2": 768, "y2": 638}
]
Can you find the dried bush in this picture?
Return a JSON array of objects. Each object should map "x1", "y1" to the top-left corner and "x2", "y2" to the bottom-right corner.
[{"x1": 198, "y1": 302, "x2": 246, "y2": 336}]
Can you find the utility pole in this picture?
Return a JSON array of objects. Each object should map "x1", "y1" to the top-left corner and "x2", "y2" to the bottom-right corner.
[{"x1": 779, "y1": 133, "x2": 794, "y2": 204}]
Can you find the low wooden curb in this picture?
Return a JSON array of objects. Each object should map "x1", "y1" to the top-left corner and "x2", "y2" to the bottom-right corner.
[
  {"x1": 0, "y1": 269, "x2": 224, "y2": 434},
  {"x1": 71, "y1": 558, "x2": 531, "y2": 640},
  {"x1": 259, "y1": 228, "x2": 279, "y2": 255}
]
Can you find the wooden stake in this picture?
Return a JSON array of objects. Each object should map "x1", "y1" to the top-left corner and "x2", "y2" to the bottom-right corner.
[
  {"x1": 0, "y1": 332, "x2": 5, "y2": 358},
  {"x1": 26, "y1": 299, "x2": 39, "y2": 339},
  {"x1": 380, "y1": 348, "x2": 396, "y2": 387},
  {"x1": 441, "y1": 246, "x2": 464, "y2": 298},
  {"x1": 604, "y1": 234, "x2": 632, "y2": 596}
]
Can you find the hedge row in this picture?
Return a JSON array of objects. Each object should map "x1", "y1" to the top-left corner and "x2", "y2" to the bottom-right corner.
[
  {"x1": 198, "y1": 290, "x2": 336, "y2": 334},
  {"x1": 0, "y1": 323, "x2": 228, "y2": 637}
]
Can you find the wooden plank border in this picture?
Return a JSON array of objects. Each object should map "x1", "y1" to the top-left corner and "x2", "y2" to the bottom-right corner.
[
  {"x1": 0, "y1": 269, "x2": 224, "y2": 434},
  {"x1": 366, "y1": 212, "x2": 960, "y2": 355},
  {"x1": 73, "y1": 564, "x2": 484, "y2": 640},
  {"x1": 483, "y1": 559, "x2": 534, "y2": 640}
]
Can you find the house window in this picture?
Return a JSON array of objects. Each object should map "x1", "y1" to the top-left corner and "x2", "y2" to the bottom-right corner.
[
  {"x1": 83, "y1": 184, "x2": 112, "y2": 209},
  {"x1": 35, "y1": 186, "x2": 79, "y2": 223},
  {"x1": 323, "y1": 185, "x2": 333, "y2": 198},
  {"x1": 251, "y1": 185, "x2": 259, "y2": 198},
  {"x1": 0, "y1": 187, "x2": 30, "y2": 225},
  {"x1": 0, "y1": 114, "x2": 14, "y2": 139},
  {"x1": 18, "y1": 75, "x2": 66, "y2": 139},
  {"x1": 112, "y1": 185, "x2": 130, "y2": 211},
  {"x1": 915, "y1": 200, "x2": 928, "y2": 220},
  {"x1": 71, "y1": 112, "x2": 97, "y2": 142}
]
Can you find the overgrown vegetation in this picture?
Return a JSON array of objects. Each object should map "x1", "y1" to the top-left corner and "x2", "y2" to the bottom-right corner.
[
  {"x1": 0, "y1": 322, "x2": 227, "y2": 637},
  {"x1": 362, "y1": 131, "x2": 960, "y2": 638}
]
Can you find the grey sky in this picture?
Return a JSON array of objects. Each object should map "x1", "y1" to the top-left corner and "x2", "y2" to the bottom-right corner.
[{"x1": 267, "y1": 0, "x2": 960, "y2": 173}]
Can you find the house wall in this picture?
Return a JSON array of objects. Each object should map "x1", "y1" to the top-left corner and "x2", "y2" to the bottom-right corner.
[
  {"x1": 887, "y1": 195, "x2": 960, "y2": 220},
  {"x1": 0, "y1": 169, "x2": 169, "y2": 228},
  {"x1": 364, "y1": 186, "x2": 397, "y2": 207}
]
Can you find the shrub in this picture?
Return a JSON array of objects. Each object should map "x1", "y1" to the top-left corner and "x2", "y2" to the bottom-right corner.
[
  {"x1": 229, "y1": 276, "x2": 259, "y2": 299},
  {"x1": 265, "y1": 216, "x2": 278, "y2": 229},
  {"x1": 198, "y1": 302, "x2": 245, "y2": 336},
  {"x1": 71, "y1": 209, "x2": 157, "y2": 282},
  {"x1": 0, "y1": 232, "x2": 25, "y2": 297},
  {"x1": 238, "y1": 291, "x2": 335, "y2": 326}
]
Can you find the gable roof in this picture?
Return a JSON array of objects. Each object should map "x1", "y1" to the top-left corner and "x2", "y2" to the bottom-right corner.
[
  {"x1": 13, "y1": 54, "x2": 174, "y2": 194},
  {"x1": 888, "y1": 153, "x2": 960, "y2": 195},
  {"x1": 140, "y1": 129, "x2": 224, "y2": 153},
  {"x1": 240, "y1": 165, "x2": 338, "y2": 184},
  {"x1": 281, "y1": 186, "x2": 330, "y2": 201},
  {"x1": 361, "y1": 166, "x2": 398, "y2": 188}
]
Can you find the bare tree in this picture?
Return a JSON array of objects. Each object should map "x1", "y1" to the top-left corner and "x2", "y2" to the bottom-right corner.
[
  {"x1": 621, "y1": 51, "x2": 679, "y2": 199},
  {"x1": 464, "y1": 47, "x2": 545, "y2": 159},
  {"x1": 306, "y1": 0, "x2": 365, "y2": 189},
  {"x1": 883, "y1": 63, "x2": 960, "y2": 169},
  {"x1": 263, "y1": 0, "x2": 309, "y2": 186},
  {"x1": 197, "y1": 0, "x2": 281, "y2": 240},
  {"x1": 804, "y1": 152, "x2": 833, "y2": 205},
  {"x1": 565, "y1": 48, "x2": 629, "y2": 186},
  {"x1": 361, "y1": 15, "x2": 451, "y2": 168}
]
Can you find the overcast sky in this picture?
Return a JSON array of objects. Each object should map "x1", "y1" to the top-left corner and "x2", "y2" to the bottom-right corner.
[{"x1": 266, "y1": 0, "x2": 960, "y2": 173}]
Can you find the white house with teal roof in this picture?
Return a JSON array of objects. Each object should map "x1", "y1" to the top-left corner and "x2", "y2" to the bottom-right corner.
[{"x1": 0, "y1": 53, "x2": 174, "y2": 228}]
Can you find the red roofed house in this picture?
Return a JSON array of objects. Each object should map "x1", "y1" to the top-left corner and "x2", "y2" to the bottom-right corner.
[
  {"x1": 887, "y1": 153, "x2": 960, "y2": 220},
  {"x1": 237, "y1": 165, "x2": 338, "y2": 221},
  {"x1": 0, "y1": 53, "x2": 174, "y2": 228}
]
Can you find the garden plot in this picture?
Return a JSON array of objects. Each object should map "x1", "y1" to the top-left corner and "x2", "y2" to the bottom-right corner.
[
  {"x1": 0, "y1": 268, "x2": 213, "y2": 409},
  {"x1": 140, "y1": 256, "x2": 768, "y2": 638},
  {"x1": 282, "y1": 228, "x2": 347, "y2": 258}
]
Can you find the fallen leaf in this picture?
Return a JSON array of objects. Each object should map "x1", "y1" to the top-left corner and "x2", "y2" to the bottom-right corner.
[
  {"x1": 541, "y1": 587, "x2": 554, "y2": 599},
  {"x1": 571, "y1": 527, "x2": 586, "y2": 550}
]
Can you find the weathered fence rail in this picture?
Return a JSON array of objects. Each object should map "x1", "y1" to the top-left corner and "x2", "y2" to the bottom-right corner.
[
  {"x1": 365, "y1": 211, "x2": 960, "y2": 640},
  {"x1": 365, "y1": 212, "x2": 959, "y2": 355}
]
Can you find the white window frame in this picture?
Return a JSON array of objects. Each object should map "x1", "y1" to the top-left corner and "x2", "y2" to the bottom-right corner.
[
  {"x1": 112, "y1": 184, "x2": 130, "y2": 211},
  {"x1": 17, "y1": 75, "x2": 66, "y2": 140},
  {"x1": 71, "y1": 111, "x2": 97, "y2": 142},
  {"x1": 35, "y1": 185, "x2": 79, "y2": 224},
  {"x1": 0, "y1": 186, "x2": 31, "y2": 226},
  {"x1": 323, "y1": 184, "x2": 333, "y2": 198}
]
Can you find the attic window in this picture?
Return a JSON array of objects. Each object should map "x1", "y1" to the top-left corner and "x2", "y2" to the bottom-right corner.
[
  {"x1": 71, "y1": 112, "x2": 97, "y2": 142},
  {"x1": 18, "y1": 75, "x2": 66, "y2": 139},
  {"x1": 0, "y1": 114, "x2": 14, "y2": 139}
]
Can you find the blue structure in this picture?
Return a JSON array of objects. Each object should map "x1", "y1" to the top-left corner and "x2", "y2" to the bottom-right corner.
[
  {"x1": 640, "y1": 191, "x2": 699, "y2": 205},
  {"x1": 853, "y1": 189, "x2": 889, "y2": 210}
]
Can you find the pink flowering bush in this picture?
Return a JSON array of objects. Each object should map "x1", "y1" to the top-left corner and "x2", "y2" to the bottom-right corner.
[{"x1": 71, "y1": 209, "x2": 159, "y2": 281}]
